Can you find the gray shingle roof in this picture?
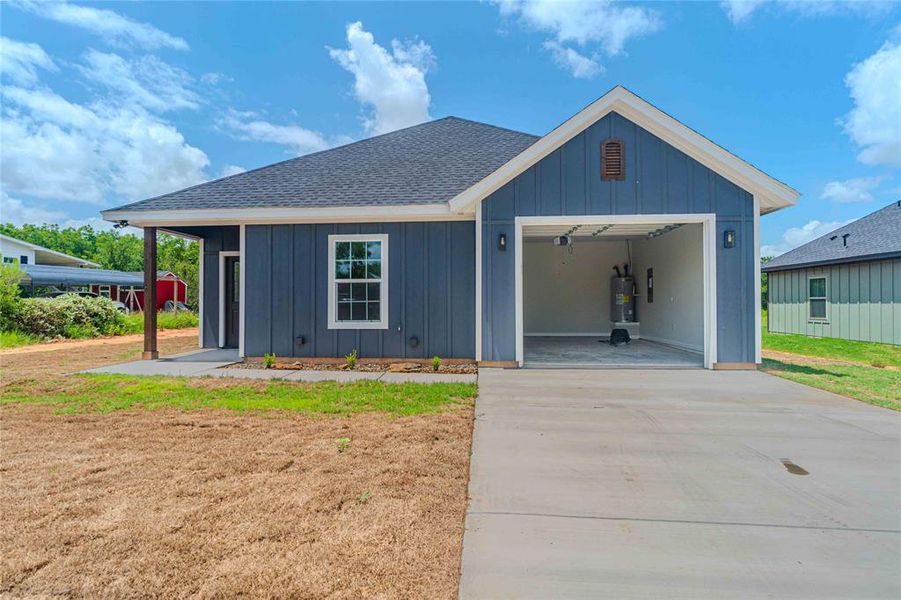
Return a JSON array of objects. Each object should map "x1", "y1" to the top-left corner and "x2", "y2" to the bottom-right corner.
[
  {"x1": 106, "y1": 117, "x2": 539, "y2": 213},
  {"x1": 763, "y1": 201, "x2": 901, "y2": 272}
]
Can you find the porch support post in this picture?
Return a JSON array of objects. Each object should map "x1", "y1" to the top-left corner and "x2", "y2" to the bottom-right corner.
[{"x1": 142, "y1": 226, "x2": 159, "y2": 359}]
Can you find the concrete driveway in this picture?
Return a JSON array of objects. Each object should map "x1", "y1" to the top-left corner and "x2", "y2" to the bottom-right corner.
[{"x1": 460, "y1": 369, "x2": 900, "y2": 599}]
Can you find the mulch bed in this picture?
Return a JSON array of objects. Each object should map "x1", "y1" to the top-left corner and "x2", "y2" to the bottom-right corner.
[{"x1": 236, "y1": 359, "x2": 479, "y2": 374}]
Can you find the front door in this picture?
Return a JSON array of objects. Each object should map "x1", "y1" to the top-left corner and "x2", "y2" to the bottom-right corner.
[{"x1": 224, "y1": 256, "x2": 240, "y2": 348}]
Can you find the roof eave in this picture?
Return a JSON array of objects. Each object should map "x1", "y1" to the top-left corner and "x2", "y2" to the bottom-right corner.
[
  {"x1": 101, "y1": 202, "x2": 475, "y2": 227},
  {"x1": 762, "y1": 251, "x2": 901, "y2": 272}
]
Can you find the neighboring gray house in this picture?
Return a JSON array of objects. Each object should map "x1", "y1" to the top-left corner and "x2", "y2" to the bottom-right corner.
[
  {"x1": 763, "y1": 201, "x2": 901, "y2": 345},
  {"x1": 102, "y1": 86, "x2": 799, "y2": 369}
]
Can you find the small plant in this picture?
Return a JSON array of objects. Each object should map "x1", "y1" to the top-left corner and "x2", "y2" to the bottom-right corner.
[
  {"x1": 355, "y1": 490, "x2": 372, "y2": 504},
  {"x1": 336, "y1": 437, "x2": 351, "y2": 452},
  {"x1": 345, "y1": 348, "x2": 358, "y2": 370},
  {"x1": 432, "y1": 355, "x2": 441, "y2": 372},
  {"x1": 263, "y1": 352, "x2": 276, "y2": 368},
  {"x1": 871, "y1": 360, "x2": 887, "y2": 369}
]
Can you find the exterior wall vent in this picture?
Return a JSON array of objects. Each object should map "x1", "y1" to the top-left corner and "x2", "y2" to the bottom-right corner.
[{"x1": 601, "y1": 138, "x2": 625, "y2": 181}]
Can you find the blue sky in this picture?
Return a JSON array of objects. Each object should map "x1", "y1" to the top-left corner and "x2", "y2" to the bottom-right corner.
[{"x1": 1, "y1": 1, "x2": 898, "y2": 256}]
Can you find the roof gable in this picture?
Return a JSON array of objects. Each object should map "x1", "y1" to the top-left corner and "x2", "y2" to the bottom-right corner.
[
  {"x1": 448, "y1": 86, "x2": 799, "y2": 215},
  {"x1": 763, "y1": 201, "x2": 901, "y2": 271}
]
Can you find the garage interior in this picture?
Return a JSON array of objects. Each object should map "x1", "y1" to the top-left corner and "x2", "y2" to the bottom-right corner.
[{"x1": 522, "y1": 221, "x2": 705, "y2": 368}]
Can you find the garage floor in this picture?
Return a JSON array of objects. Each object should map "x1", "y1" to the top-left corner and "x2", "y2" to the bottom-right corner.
[
  {"x1": 524, "y1": 336, "x2": 703, "y2": 368},
  {"x1": 460, "y1": 368, "x2": 901, "y2": 599}
]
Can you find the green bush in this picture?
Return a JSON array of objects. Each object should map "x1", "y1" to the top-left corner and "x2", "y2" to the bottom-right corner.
[
  {"x1": 0, "y1": 259, "x2": 23, "y2": 331},
  {"x1": 17, "y1": 294, "x2": 125, "y2": 339},
  {"x1": 118, "y1": 310, "x2": 199, "y2": 334}
]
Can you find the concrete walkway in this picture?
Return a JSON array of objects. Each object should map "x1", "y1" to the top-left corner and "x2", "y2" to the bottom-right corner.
[
  {"x1": 82, "y1": 348, "x2": 476, "y2": 383},
  {"x1": 460, "y1": 368, "x2": 900, "y2": 599}
]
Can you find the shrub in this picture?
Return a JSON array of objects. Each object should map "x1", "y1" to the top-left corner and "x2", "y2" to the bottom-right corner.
[
  {"x1": 0, "y1": 259, "x2": 23, "y2": 331},
  {"x1": 345, "y1": 349, "x2": 358, "y2": 370},
  {"x1": 263, "y1": 352, "x2": 276, "y2": 368},
  {"x1": 17, "y1": 294, "x2": 125, "y2": 339},
  {"x1": 118, "y1": 310, "x2": 199, "y2": 334},
  {"x1": 0, "y1": 330, "x2": 38, "y2": 349},
  {"x1": 432, "y1": 356, "x2": 441, "y2": 372}
]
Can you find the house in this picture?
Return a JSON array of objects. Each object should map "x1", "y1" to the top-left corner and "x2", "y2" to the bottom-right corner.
[
  {"x1": 2, "y1": 233, "x2": 187, "y2": 311},
  {"x1": 1, "y1": 233, "x2": 99, "y2": 268},
  {"x1": 763, "y1": 201, "x2": 900, "y2": 345},
  {"x1": 101, "y1": 86, "x2": 799, "y2": 367}
]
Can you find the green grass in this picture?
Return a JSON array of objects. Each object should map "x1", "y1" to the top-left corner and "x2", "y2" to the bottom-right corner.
[
  {"x1": 0, "y1": 374, "x2": 478, "y2": 416},
  {"x1": 762, "y1": 310, "x2": 900, "y2": 368},
  {"x1": 118, "y1": 310, "x2": 199, "y2": 334},
  {"x1": 762, "y1": 359, "x2": 900, "y2": 411},
  {"x1": 0, "y1": 330, "x2": 40, "y2": 349}
]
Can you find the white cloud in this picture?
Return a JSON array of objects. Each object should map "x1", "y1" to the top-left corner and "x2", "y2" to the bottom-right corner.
[
  {"x1": 820, "y1": 175, "x2": 888, "y2": 203},
  {"x1": 218, "y1": 165, "x2": 247, "y2": 178},
  {"x1": 721, "y1": 0, "x2": 892, "y2": 24},
  {"x1": 77, "y1": 50, "x2": 201, "y2": 112},
  {"x1": 218, "y1": 109, "x2": 332, "y2": 155},
  {"x1": 0, "y1": 36, "x2": 57, "y2": 85},
  {"x1": 498, "y1": 0, "x2": 661, "y2": 55},
  {"x1": 761, "y1": 219, "x2": 853, "y2": 257},
  {"x1": 842, "y1": 40, "x2": 901, "y2": 167},
  {"x1": 200, "y1": 72, "x2": 232, "y2": 86},
  {"x1": 14, "y1": 0, "x2": 189, "y2": 50},
  {"x1": 542, "y1": 41, "x2": 602, "y2": 79},
  {"x1": 1, "y1": 36, "x2": 210, "y2": 207},
  {"x1": 495, "y1": 1, "x2": 661, "y2": 78},
  {"x1": 0, "y1": 191, "x2": 114, "y2": 230},
  {"x1": 328, "y1": 21, "x2": 434, "y2": 135},
  {"x1": 720, "y1": 0, "x2": 766, "y2": 24}
]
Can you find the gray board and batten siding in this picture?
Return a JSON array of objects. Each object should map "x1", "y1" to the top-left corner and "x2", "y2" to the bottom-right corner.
[
  {"x1": 480, "y1": 111, "x2": 757, "y2": 363},
  {"x1": 767, "y1": 259, "x2": 901, "y2": 345},
  {"x1": 242, "y1": 222, "x2": 475, "y2": 359}
]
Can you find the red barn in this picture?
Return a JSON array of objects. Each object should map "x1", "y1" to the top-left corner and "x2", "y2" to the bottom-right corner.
[{"x1": 91, "y1": 271, "x2": 188, "y2": 312}]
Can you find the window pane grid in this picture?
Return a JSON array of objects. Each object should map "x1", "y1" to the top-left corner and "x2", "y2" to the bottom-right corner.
[
  {"x1": 334, "y1": 241, "x2": 382, "y2": 322},
  {"x1": 808, "y1": 277, "x2": 827, "y2": 320}
]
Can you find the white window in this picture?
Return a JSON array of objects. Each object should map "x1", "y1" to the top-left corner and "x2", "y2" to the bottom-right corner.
[
  {"x1": 808, "y1": 276, "x2": 828, "y2": 321},
  {"x1": 98, "y1": 285, "x2": 112, "y2": 299},
  {"x1": 327, "y1": 234, "x2": 388, "y2": 329}
]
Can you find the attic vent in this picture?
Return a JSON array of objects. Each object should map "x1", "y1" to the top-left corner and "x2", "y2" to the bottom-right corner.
[{"x1": 601, "y1": 138, "x2": 625, "y2": 181}]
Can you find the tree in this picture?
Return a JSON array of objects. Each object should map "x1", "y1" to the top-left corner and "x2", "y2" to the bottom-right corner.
[
  {"x1": 0, "y1": 224, "x2": 200, "y2": 309},
  {"x1": 761, "y1": 256, "x2": 773, "y2": 309},
  {"x1": 0, "y1": 257, "x2": 23, "y2": 330}
]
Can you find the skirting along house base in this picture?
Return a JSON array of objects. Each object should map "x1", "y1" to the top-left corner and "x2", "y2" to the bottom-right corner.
[{"x1": 102, "y1": 86, "x2": 799, "y2": 369}]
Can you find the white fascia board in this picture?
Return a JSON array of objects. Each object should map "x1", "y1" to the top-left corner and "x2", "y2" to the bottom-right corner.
[
  {"x1": 449, "y1": 86, "x2": 800, "y2": 215},
  {"x1": 102, "y1": 203, "x2": 474, "y2": 227}
]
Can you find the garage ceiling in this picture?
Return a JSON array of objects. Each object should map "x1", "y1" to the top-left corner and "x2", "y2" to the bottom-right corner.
[{"x1": 521, "y1": 222, "x2": 685, "y2": 240}]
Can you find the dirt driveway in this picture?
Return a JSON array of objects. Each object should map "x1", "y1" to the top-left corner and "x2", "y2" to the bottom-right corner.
[{"x1": 1, "y1": 333, "x2": 472, "y2": 598}]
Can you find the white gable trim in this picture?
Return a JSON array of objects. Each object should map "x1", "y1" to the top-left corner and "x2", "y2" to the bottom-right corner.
[{"x1": 448, "y1": 86, "x2": 799, "y2": 215}]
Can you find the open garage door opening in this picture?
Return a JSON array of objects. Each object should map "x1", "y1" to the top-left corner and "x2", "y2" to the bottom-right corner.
[{"x1": 515, "y1": 215, "x2": 717, "y2": 369}]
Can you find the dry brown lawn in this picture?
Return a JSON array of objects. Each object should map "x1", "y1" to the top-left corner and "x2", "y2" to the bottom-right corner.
[{"x1": 0, "y1": 332, "x2": 473, "y2": 598}]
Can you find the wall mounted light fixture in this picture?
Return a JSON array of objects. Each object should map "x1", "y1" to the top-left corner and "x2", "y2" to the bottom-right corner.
[
  {"x1": 498, "y1": 233, "x2": 507, "y2": 251},
  {"x1": 724, "y1": 230, "x2": 736, "y2": 248}
]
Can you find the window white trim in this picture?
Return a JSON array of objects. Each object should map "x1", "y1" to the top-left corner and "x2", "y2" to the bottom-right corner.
[
  {"x1": 807, "y1": 274, "x2": 829, "y2": 322},
  {"x1": 219, "y1": 250, "x2": 240, "y2": 348},
  {"x1": 327, "y1": 233, "x2": 389, "y2": 330},
  {"x1": 98, "y1": 285, "x2": 112, "y2": 299},
  {"x1": 514, "y1": 214, "x2": 718, "y2": 369}
]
